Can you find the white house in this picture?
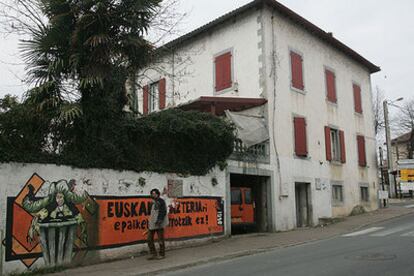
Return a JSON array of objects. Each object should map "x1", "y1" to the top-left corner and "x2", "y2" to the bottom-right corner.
[{"x1": 134, "y1": 0, "x2": 380, "y2": 233}]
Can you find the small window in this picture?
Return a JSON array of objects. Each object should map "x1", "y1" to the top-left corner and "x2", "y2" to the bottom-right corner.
[
  {"x1": 231, "y1": 189, "x2": 242, "y2": 205},
  {"x1": 325, "y1": 69, "x2": 337, "y2": 103},
  {"x1": 149, "y1": 82, "x2": 159, "y2": 112},
  {"x1": 290, "y1": 51, "x2": 304, "y2": 91},
  {"x1": 332, "y1": 185, "x2": 343, "y2": 203},
  {"x1": 244, "y1": 189, "x2": 252, "y2": 204},
  {"x1": 215, "y1": 51, "x2": 232, "y2": 92},
  {"x1": 330, "y1": 129, "x2": 341, "y2": 162},
  {"x1": 360, "y1": 186, "x2": 369, "y2": 202}
]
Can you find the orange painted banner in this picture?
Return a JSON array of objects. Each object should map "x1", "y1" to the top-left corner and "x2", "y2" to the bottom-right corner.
[
  {"x1": 94, "y1": 196, "x2": 224, "y2": 248},
  {"x1": 6, "y1": 195, "x2": 225, "y2": 263}
]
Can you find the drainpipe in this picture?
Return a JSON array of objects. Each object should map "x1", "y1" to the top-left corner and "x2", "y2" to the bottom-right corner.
[{"x1": 270, "y1": 13, "x2": 283, "y2": 199}]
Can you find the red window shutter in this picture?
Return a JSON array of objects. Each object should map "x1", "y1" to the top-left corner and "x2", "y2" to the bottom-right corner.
[
  {"x1": 325, "y1": 69, "x2": 337, "y2": 103},
  {"x1": 294, "y1": 117, "x2": 307, "y2": 157},
  {"x1": 215, "y1": 52, "x2": 232, "y2": 92},
  {"x1": 357, "y1": 135, "x2": 367, "y2": 167},
  {"x1": 143, "y1": 85, "x2": 149, "y2": 115},
  {"x1": 290, "y1": 51, "x2": 304, "y2": 90},
  {"x1": 339, "y1": 130, "x2": 346, "y2": 163},
  {"x1": 325, "y1": 126, "x2": 332, "y2": 161},
  {"x1": 353, "y1": 84, "x2": 362, "y2": 113},
  {"x1": 159, "y1": 78, "x2": 166, "y2": 110}
]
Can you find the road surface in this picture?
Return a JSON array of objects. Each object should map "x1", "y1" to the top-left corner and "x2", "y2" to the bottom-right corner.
[{"x1": 165, "y1": 209, "x2": 414, "y2": 276}]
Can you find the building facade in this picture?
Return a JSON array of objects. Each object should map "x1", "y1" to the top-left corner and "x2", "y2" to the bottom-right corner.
[
  {"x1": 134, "y1": 0, "x2": 380, "y2": 232},
  {"x1": 391, "y1": 132, "x2": 414, "y2": 169}
]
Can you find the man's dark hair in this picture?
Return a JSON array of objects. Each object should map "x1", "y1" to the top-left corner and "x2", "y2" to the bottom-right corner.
[{"x1": 150, "y1": 188, "x2": 161, "y2": 196}]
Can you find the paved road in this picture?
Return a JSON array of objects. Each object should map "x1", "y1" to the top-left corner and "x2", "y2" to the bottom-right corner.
[{"x1": 165, "y1": 211, "x2": 414, "y2": 276}]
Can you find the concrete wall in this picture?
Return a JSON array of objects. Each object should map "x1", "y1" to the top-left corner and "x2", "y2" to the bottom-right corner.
[{"x1": 0, "y1": 163, "x2": 226, "y2": 275}]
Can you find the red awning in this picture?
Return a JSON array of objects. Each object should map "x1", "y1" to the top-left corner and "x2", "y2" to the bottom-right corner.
[{"x1": 177, "y1": 96, "x2": 267, "y2": 116}]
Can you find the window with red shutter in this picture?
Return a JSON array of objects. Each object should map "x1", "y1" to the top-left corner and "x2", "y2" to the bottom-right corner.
[
  {"x1": 143, "y1": 85, "x2": 149, "y2": 115},
  {"x1": 325, "y1": 69, "x2": 337, "y2": 103},
  {"x1": 290, "y1": 51, "x2": 304, "y2": 90},
  {"x1": 294, "y1": 117, "x2": 307, "y2": 157},
  {"x1": 339, "y1": 130, "x2": 346, "y2": 163},
  {"x1": 215, "y1": 52, "x2": 232, "y2": 92},
  {"x1": 357, "y1": 135, "x2": 367, "y2": 167},
  {"x1": 353, "y1": 84, "x2": 363, "y2": 113},
  {"x1": 158, "y1": 78, "x2": 166, "y2": 110},
  {"x1": 325, "y1": 126, "x2": 332, "y2": 161}
]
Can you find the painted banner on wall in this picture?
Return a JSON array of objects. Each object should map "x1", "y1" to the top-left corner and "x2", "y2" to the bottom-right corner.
[{"x1": 3, "y1": 174, "x2": 224, "y2": 268}]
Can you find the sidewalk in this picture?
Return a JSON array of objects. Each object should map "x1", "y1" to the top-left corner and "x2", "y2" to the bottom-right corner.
[{"x1": 52, "y1": 204, "x2": 414, "y2": 276}]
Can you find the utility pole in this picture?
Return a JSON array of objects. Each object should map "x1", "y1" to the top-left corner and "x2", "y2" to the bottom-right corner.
[
  {"x1": 383, "y1": 97, "x2": 404, "y2": 198},
  {"x1": 379, "y1": 147, "x2": 387, "y2": 207},
  {"x1": 383, "y1": 100, "x2": 396, "y2": 198}
]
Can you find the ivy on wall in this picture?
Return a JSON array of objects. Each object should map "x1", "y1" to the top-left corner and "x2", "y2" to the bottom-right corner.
[{"x1": 0, "y1": 100, "x2": 236, "y2": 175}]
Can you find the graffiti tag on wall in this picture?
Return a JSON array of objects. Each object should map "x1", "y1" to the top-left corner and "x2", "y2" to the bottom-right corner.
[{"x1": 4, "y1": 174, "x2": 224, "y2": 269}]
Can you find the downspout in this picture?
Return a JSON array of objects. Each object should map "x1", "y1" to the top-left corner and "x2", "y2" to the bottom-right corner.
[{"x1": 270, "y1": 13, "x2": 284, "y2": 200}]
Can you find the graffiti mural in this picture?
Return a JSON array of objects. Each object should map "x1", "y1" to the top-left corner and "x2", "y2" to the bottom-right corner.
[
  {"x1": 4, "y1": 173, "x2": 225, "y2": 269},
  {"x1": 4, "y1": 174, "x2": 96, "y2": 268}
]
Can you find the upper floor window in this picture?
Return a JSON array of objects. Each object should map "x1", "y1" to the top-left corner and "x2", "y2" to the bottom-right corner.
[
  {"x1": 149, "y1": 82, "x2": 159, "y2": 113},
  {"x1": 353, "y1": 84, "x2": 363, "y2": 114},
  {"x1": 143, "y1": 78, "x2": 166, "y2": 115},
  {"x1": 325, "y1": 126, "x2": 346, "y2": 163},
  {"x1": 290, "y1": 50, "x2": 304, "y2": 91},
  {"x1": 325, "y1": 69, "x2": 337, "y2": 103},
  {"x1": 214, "y1": 51, "x2": 232, "y2": 92}
]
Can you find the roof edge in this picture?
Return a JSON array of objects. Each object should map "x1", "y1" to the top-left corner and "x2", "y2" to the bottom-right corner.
[{"x1": 158, "y1": 0, "x2": 380, "y2": 74}]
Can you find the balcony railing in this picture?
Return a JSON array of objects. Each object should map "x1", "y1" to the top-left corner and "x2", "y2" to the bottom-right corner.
[{"x1": 230, "y1": 139, "x2": 270, "y2": 163}]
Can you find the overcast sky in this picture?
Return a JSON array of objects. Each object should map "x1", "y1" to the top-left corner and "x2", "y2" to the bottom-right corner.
[{"x1": 0, "y1": 0, "x2": 413, "y2": 105}]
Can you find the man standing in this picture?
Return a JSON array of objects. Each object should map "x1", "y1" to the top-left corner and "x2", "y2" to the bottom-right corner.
[{"x1": 147, "y1": 188, "x2": 168, "y2": 260}]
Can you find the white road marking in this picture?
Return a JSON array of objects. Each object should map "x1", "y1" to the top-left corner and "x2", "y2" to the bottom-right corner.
[
  {"x1": 371, "y1": 224, "x2": 414, "y2": 237},
  {"x1": 405, "y1": 204, "x2": 414, "y2": 208},
  {"x1": 401, "y1": 231, "x2": 414, "y2": 237},
  {"x1": 342, "y1": 227, "x2": 384, "y2": 237}
]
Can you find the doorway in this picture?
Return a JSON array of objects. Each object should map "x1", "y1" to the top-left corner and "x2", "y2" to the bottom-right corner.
[
  {"x1": 295, "y1": 182, "x2": 312, "y2": 227},
  {"x1": 230, "y1": 174, "x2": 271, "y2": 234}
]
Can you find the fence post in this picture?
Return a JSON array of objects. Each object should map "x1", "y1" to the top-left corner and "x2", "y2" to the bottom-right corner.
[{"x1": 0, "y1": 229, "x2": 4, "y2": 276}]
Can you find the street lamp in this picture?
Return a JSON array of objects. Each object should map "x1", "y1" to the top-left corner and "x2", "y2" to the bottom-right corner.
[{"x1": 383, "y1": 97, "x2": 404, "y2": 198}]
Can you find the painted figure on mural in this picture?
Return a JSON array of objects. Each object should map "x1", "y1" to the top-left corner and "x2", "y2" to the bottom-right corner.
[
  {"x1": 147, "y1": 188, "x2": 169, "y2": 260},
  {"x1": 23, "y1": 179, "x2": 89, "y2": 245}
]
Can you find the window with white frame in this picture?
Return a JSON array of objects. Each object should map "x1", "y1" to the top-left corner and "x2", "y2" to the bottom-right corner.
[
  {"x1": 330, "y1": 128, "x2": 341, "y2": 162},
  {"x1": 332, "y1": 185, "x2": 343, "y2": 203},
  {"x1": 149, "y1": 82, "x2": 159, "y2": 112}
]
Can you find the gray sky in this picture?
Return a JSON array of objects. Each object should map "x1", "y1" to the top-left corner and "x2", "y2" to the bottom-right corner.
[{"x1": 1, "y1": 0, "x2": 413, "y2": 105}]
